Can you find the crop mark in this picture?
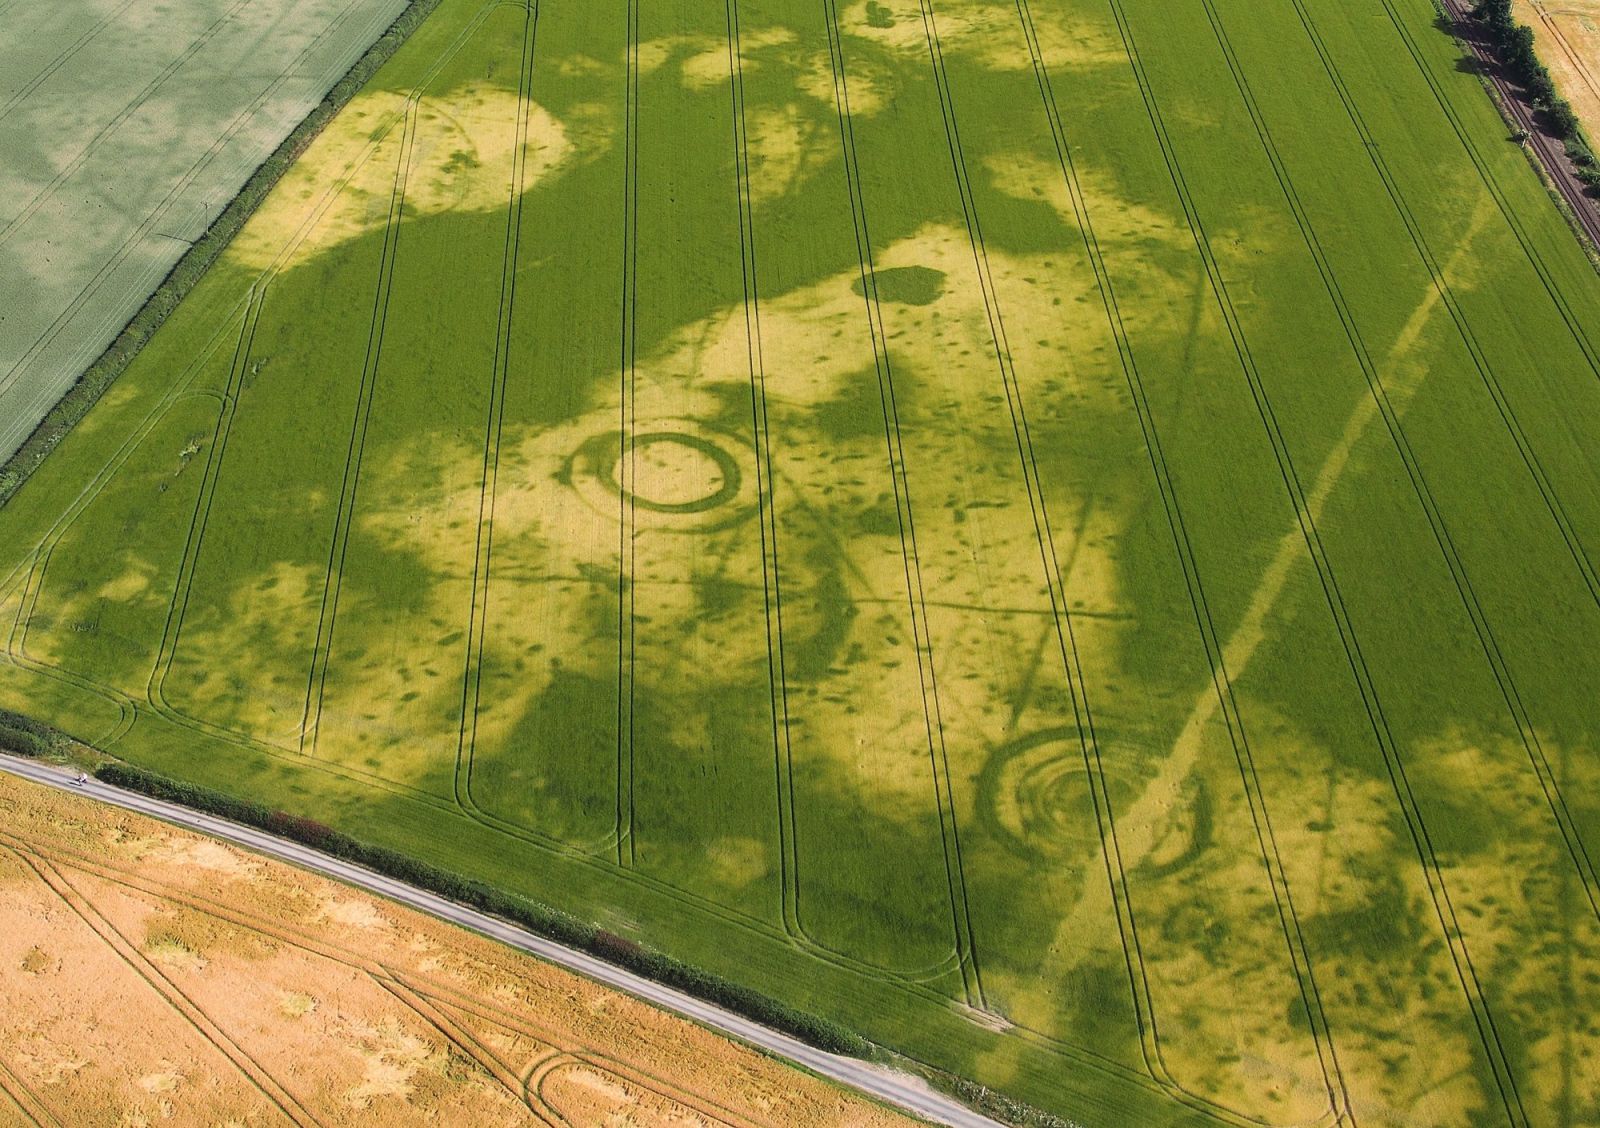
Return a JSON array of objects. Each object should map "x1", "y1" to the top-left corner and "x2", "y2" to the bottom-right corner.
[
  {"x1": 373, "y1": 969, "x2": 564, "y2": 1126},
  {"x1": 1532, "y1": 2, "x2": 1600, "y2": 105},
  {"x1": 0, "y1": 0, "x2": 140, "y2": 125},
  {"x1": 148, "y1": 293, "x2": 265, "y2": 731},
  {"x1": 3, "y1": 828, "x2": 764, "y2": 1128},
  {"x1": 901, "y1": 0, "x2": 1349, "y2": 1117},
  {"x1": 0, "y1": 1053, "x2": 61, "y2": 1128},
  {"x1": 6, "y1": 544, "x2": 138, "y2": 748},
  {"x1": 453, "y1": 0, "x2": 545, "y2": 834},
  {"x1": 724, "y1": 0, "x2": 961, "y2": 987},
  {"x1": 0, "y1": 0, "x2": 379, "y2": 432},
  {"x1": 1386, "y1": 1, "x2": 1600, "y2": 392},
  {"x1": 723, "y1": 0, "x2": 799, "y2": 947},
  {"x1": 136, "y1": 9, "x2": 505, "y2": 776},
  {"x1": 813, "y1": 0, "x2": 981, "y2": 1004},
  {"x1": 611, "y1": 0, "x2": 642, "y2": 870},
  {"x1": 1229, "y1": 0, "x2": 1600, "y2": 977},
  {"x1": 0, "y1": 0, "x2": 260, "y2": 249},
  {"x1": 296, "y1": 106, "x2": 420, "y2": 757},
  {"x1": 1104, "y1": 1, "x2": 1527, "y2": 1121}
]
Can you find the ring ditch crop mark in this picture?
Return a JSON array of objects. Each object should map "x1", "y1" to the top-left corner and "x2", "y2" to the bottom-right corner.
[
  {"x1": 7, "y1": 0, "x2": 1600, "y2": 1120},
  {"x1": 915, "y1": 0, "x2": 1349, "y2": 1116},
  {"x1": 1105, "y1": 0, "x2": 1528, "y2": 1120}
]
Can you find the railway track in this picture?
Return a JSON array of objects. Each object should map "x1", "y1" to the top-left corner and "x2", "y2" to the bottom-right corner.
[{"x1": 1438, "y1": 0, "x2": 1600, "y2": 253}]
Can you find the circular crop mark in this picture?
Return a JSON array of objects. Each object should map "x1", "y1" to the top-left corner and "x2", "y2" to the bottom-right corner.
[
  {"x1": 562, "y1": 422, "x2": 755, "y2": 533},
  {"x1": 979, "y1": 728, "x2": 1128, "y2": 860},
  {"x1": 601, "y1": 432, "x2": 741, "y2": 513}
]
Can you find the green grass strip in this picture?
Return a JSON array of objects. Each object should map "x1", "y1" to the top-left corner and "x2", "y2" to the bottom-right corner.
[
  {"x1": 89, "y1": 758, "x2": 874, "y2": 1059},
  {"x1": 0, "y1": 0, "x2": 448, "y2": 508}
]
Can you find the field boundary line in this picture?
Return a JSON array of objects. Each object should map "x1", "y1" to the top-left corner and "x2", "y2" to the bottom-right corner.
[
  {"x1": 455, "y1": 0, "x2": 540, "y2": 822},
  {"x1": 1105, "y1": 1, "x2": 1527, "y2": 1120},
  {"x1": 615, "y1": 0, "x2": 641, "y2": 869},
  {"x1": 0, "y1": 0, "x2": 456, "y2": 503},
  {"x1": 818, "y1": 0, "x2": 983, "y2": 1006},
  {"x1": 0, "y1": 0, "x2": 391, "y2": 449},
  {"x1": 129, "y1": 3, "x2": 501, "y2": 753}
]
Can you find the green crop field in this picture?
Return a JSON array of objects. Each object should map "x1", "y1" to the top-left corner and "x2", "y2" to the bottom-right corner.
[{"x1": 4, "y1": 0, "x2": 1600, "y2": 1122}]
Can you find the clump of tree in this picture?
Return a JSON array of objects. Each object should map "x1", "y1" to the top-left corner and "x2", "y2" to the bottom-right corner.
[{"x1": 1472, "y1": 0, "x2": 1589, "y2": 154}]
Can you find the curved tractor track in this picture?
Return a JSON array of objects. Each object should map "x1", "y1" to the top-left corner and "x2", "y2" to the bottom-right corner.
[{"x1": 0, "y1": 753, "x2": 1004, "y2": 1128}]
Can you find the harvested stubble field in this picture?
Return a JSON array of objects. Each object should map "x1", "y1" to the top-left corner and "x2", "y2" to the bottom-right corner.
[
  {"x1": 1517, "y1": 0, "x2": 1600, "y2": 136},
  {"x1": 0, "y1": 770, "x2": 912, "y2": 1126},
  {"x1": 3, "y1": 0, "x2": 1600, "y2": 1123}
]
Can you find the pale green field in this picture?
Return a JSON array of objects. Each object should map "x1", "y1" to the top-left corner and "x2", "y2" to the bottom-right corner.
[
  {"x1": 0, "y1": 0, "x2": 409, "y2": 460},
  {"x1": 4, "y1": 0, "x2": 1600, "y2": 1123}
]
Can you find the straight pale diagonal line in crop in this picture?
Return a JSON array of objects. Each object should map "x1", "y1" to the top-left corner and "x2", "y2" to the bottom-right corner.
[{"x1": 1079, "y1": 192, "x2": 1493, "y2": 879}]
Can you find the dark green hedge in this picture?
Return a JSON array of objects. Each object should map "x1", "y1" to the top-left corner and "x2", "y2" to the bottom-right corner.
[
  {"x1": 0, "y1": 723, "x2": 47, "y2": 759},
  {"x1": 1472, "y1": 0, "x2": 1589, "y2": 149},
  {"x1": 0, "y1": 0, "x2": 447, "y2": 506},
  {"x1": 0, "y1": 710, "x2": 59, "y2": 758},
  {"x1": 94, "y1": 761, "x2": 872, "y2": 1058}
]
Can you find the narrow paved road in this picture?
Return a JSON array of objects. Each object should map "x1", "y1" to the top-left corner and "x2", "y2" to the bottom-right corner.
[
  {"x1": 1439, "y1": 0, "x2": 1600, "y2": 252},
  {"x1": 0, "y1": 754, "x2": 1007, "y2": 1128}
]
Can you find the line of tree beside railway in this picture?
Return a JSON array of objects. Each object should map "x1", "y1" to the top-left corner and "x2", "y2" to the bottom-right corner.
[{"x1": 1471, "y1": 0, "x2": 1600, "y2": 188}]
